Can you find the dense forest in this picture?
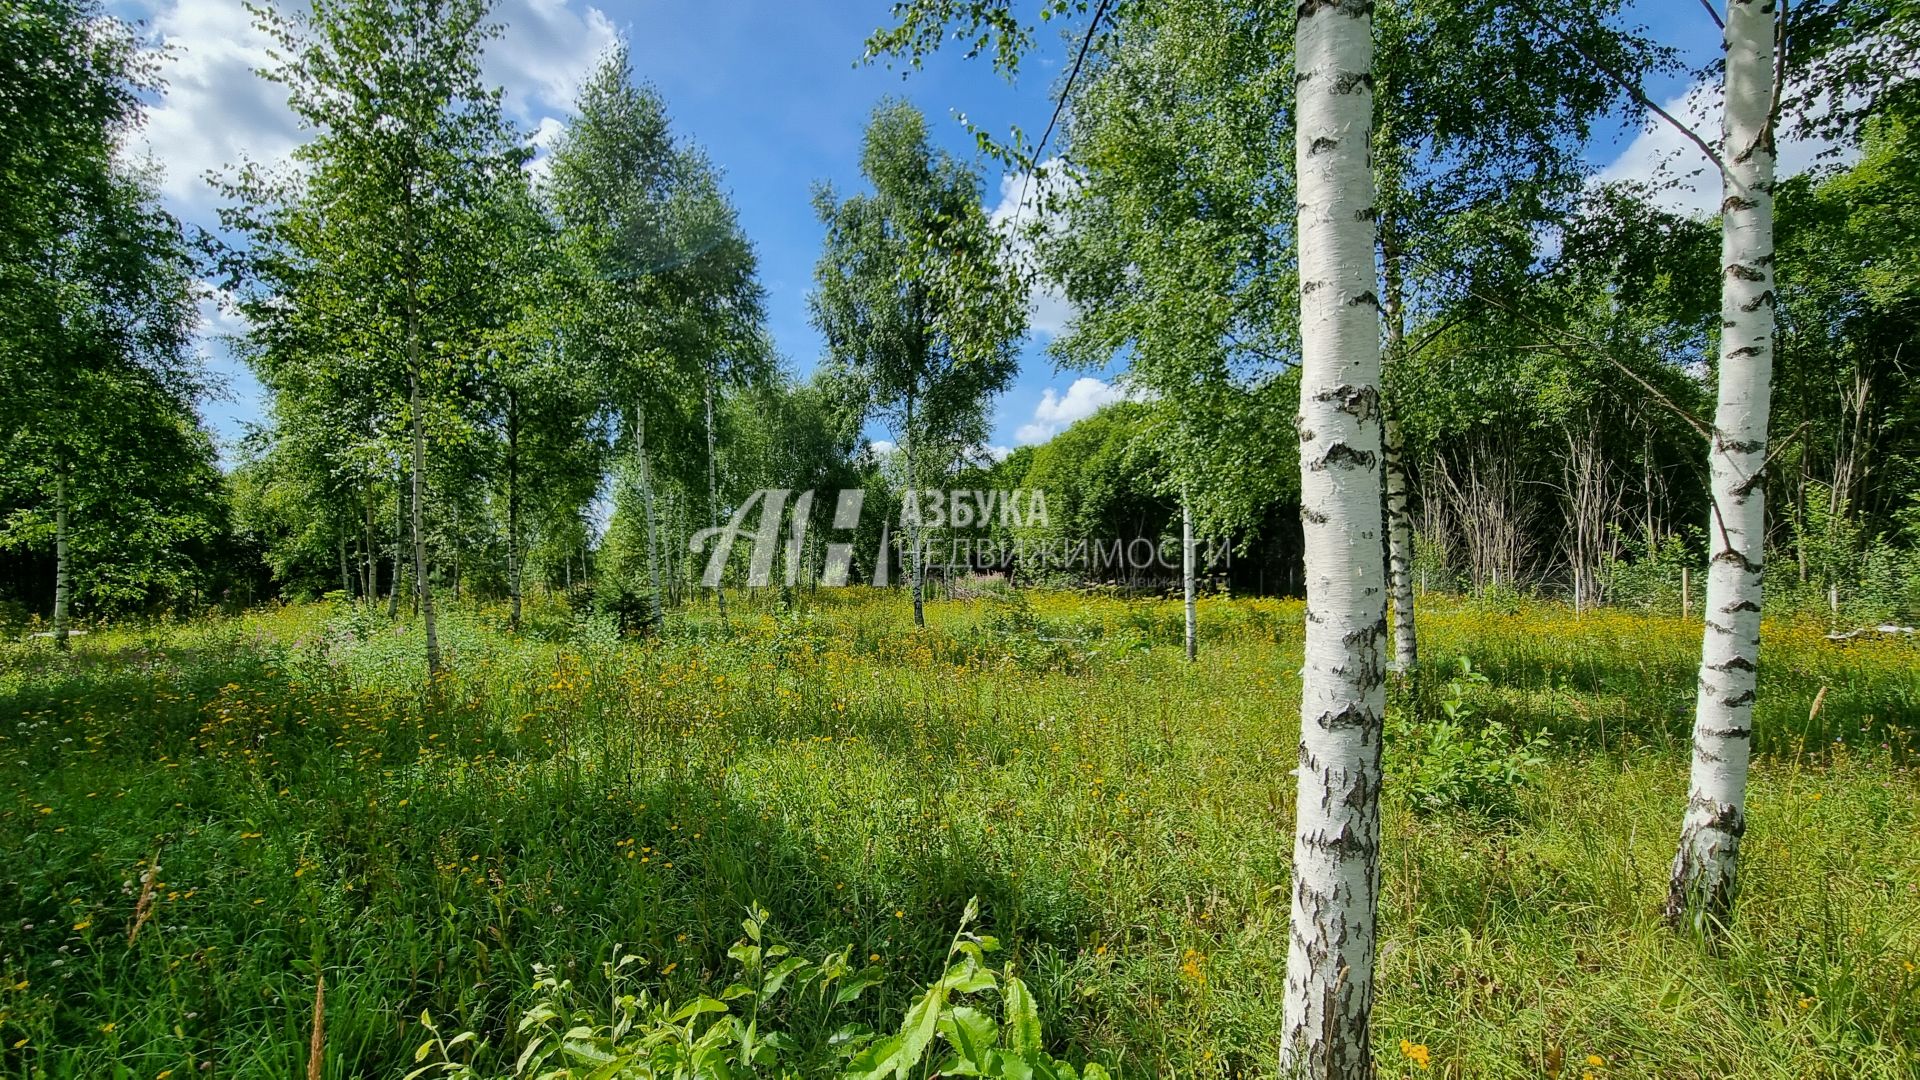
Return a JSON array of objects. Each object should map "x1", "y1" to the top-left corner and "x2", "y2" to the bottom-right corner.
[{"x1": 4, "y1": 0, "x2": 1919, "y2": 1076}]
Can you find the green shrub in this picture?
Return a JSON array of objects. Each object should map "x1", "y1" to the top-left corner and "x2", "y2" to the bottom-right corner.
[
  {"x1": 1391, "y1": 657, "x2": 1549, "y2": 820},
  {"x1": 404, "y1": 900, "x2": 1112, "y2": 1080}
]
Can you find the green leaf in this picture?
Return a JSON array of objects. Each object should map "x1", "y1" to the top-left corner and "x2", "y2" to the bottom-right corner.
[
  {"x1": 1003, "y1": 975, "x2": 1042, "y2": 1055},
  {"x1": 942, "y1": 956, "x2": 997, "y2": 994},
  {"x1": 762, "y1": 955, "x2": 811, "y2": 996},
  {"x1": 667, "y1": 996, "x2": 730, "y2": 1024},
  {"x1": 841, "y1": 1033, "x2": 907, "y2": 1080},
  {"x1": 940, "y1": 1004, "x2": 1000, "y2": 1070},
  {"x1": 834, "y1": 966, "x2": 887, "y2": 1006},
  {"x1": 896, "y1": 984, "x2": 946, "y2": 1076}
]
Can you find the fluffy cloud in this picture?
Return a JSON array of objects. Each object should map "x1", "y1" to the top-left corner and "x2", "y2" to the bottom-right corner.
[
  {"x1": 1015, "y1": 376, "x2": 1126, "y2": 445},
  {"x1": 483, "y1": 0, "x2": 618, "y2": 123},
  {"x1": 122, "y1": 0, "x2": 302, "y2": 219},
  {"x1": 988, "y1": 159, "x2": 1075, "y2": 339},
  {"x1": 1596, "y1": 79, "x2": 1852, "y2": 218},
  {"x1": 123, "y1": 0, "x2": 616, "y2": 224}
]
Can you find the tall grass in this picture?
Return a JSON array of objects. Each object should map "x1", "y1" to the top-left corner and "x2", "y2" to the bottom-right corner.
[{"x1": 0, "y1": 590, "x2": 1914, "y2": 1077}]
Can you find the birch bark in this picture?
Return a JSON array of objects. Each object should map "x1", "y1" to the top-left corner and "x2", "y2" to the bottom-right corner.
[
  {"x1": 1281, "y1": 2, "x2": 1387, "y2": 1076},
  {"x1": 1182, "y1": 496, "x2": 1197, "y2": 663},
  {"x1": 52, "y1": 466, "x2": 70, "y2": 649},
  {"x1": 1668, "y1": 0, "x2": 1778, "y2": 931}
]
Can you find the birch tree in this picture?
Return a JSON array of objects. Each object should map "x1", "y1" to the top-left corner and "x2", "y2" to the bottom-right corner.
[
  {"x1": 1666, "y1": 0, "x2": 1780, "y2": 931},
  {"x1": 0, "y1": 0, "x2": 210, "y2": 642},
  {"x1": 1283, "y1": 2, "x2": 1386, "y2": 1076},
  {"x1": 810, "y1": 100, "x2": 1024, "y2": 626},
  {"x1": 236, "y1": 0, "x2": 525, "y2": 678}
]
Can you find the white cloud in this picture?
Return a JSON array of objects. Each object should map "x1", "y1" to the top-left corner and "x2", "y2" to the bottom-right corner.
[
  {"x1": 867, "y1": 438, "x2": 898, "y2": 457},
  {"x1": 526, "y1": 114, "x2": 569, "y2": 184},
  {"x1": 124, "y1": 0, "x2": 616, "y2": 223},
  {"x1": 1015, "y1": 376, "x2": 1127, "y2": 445},
  {"x1": 1596, "y1": 78, "x2": 1853, "y2": 218},
  {"x1": 482, "y1": 0, "x2": 619, "y2": 123},
  {"x1": 123, "y1": 0, "x2": 302, "y2": 219},
  {"x1": 988, "y1": 159, "x2": 1076, "y2": 338}
]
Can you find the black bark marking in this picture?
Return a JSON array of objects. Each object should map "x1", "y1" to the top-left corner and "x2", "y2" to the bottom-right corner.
[
  {"x1": 1331, "y1": 72, "x2": 1374, "y2": 95},
  {"x1": 1312, "y1": 443, "x2": 1377, "y2": 471},
  {"x1": 1721, "y1": 689, "x2": 1757, "y2": 708},
  {"x1": 1346, "y1": 290, "x2": 1380, "y2": 309},
  {"x1": 1310, "y1": 136, "x2": 1340, "y2": 154},
  {"x1": 1726, "y1": 264, "x2": 1766, "y2": 282},
  {"x1": 1315, "y1": 383, "x2": 1379, "y2": 421},
  {"x1": 1709, "y1": 655, "x2": 1756, "y2": 673},
  {"x1": 1317, "y1": 702, "x2": 1373, "y2": 730}
]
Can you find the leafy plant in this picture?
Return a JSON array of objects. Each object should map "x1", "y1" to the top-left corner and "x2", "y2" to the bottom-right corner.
[
  {"x1": 402, "y1": 899, "x2": 1111, "y2": 1080},
  {"x1": 1392, "y1": 657, "x2": 1549, "y2": 820}
]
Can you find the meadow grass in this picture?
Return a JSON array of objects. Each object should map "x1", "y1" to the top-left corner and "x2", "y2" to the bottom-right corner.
[{"x1": 0, "y1": 589, "x2": 1915, "y2": 1077}]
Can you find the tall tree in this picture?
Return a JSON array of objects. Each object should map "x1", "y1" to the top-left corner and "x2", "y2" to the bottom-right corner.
[
  {"x1": 0, "y1": 0, "x2": 212, "y2": 642},
  {"x1": 1283, "y1": 2, "x2": 1386, "y2": 1076},
  {"x1": 233, "y1": 0, "x2": 525, "y2": 676},
  {"x1": 1665, "y1": 0, "x2": 1781, "y2": 931},
  {"x1": 811, "y1": 99, "x2": 1025, "y2": 625},
  {"x1": 547, "y1": 45, "x2": 764, "y2": 631}
]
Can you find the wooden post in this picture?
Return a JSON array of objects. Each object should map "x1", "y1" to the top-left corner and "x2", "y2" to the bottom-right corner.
[{"x1": 1681, "y1": 566, "x2": 1690, "y2": 619}]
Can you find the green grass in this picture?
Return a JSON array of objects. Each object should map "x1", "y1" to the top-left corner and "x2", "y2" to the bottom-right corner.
[{"x1": 1, "y1": 590, "x2": 1916, "y2": 1077}]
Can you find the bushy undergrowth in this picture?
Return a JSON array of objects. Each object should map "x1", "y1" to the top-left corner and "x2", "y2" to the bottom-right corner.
[{"x1": 0, "y1": 590, "x2": 1915, "y2": 1077}]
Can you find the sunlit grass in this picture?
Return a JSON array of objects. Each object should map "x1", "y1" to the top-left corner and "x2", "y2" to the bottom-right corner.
[{"x1": 0, "y1": 590, "x2": 1915, "y2": 1076}]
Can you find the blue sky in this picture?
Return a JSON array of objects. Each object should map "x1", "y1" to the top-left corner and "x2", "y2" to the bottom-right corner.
[{"x1": 110, "y1": 0, "x2": 1769, "y2": 459}]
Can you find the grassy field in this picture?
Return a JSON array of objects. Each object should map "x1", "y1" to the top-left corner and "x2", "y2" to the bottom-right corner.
[{"x1": 1, "y1": 590, "x2": 1916, "y2": 1078}]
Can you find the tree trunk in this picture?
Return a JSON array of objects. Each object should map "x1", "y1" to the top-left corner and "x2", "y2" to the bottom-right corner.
[
  {"x1": 1282, "y1": 2, "x2": 1386, "y2": 1077},
  {"x1": 410, "y1": 367, "x2": 441, "y2": 676},
  {"x1": 506, "y1": 394, "x2": 522, "y2": 633},
  {"x1": 362, "y1": 491, "x2": 378, "y2": 604},
  {"x1": 1668, "y1": 0, "x2": 1778, "y2": 932},
  {"x1": 706, "y1": 362, "x2": 728, "y2": 624},
  {"x1": 338, "y1": 533, "x2": 353, "y2": 598},
  {"x1": 388, "y1": 475, "x2": 403, "y2": 619},
  {"x1": 1182, "y1": 494, "x2": 1197, "y2": 663},
  {"x1": 636, "y1": 407, "x2": 666, "y2": 633},
  {"x1": 1380, "y1": 243, "x2": 1418, "y2": 674},
  {"x1": 905, "y1": 391, "x2": 924, "y2": 628},
  {"x1": 52, "y1": 465, "x2": 71, "y2": 649}
]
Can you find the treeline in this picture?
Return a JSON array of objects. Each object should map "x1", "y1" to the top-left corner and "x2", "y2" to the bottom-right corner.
[{"x1": 5, "y1": 0, "x2": 1918, "y2": 641}]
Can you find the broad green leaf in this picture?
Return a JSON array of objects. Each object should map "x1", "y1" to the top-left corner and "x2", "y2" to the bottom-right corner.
[{"x1": 1003, "y1": 975, "x2": 1042, "y2": 1055}]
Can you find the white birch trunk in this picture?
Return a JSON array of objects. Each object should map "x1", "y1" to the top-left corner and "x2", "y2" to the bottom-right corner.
[
  {"x1": 905, "y1": 393, "x2": 925, "y2": 628},
  {"x1": 637, "y1": 408, "x2": 666, "y2": 633},
  {"x1": 1182, "y1": 495, "x2": 1197, "y2": 663},
  {"x1": 52, "y1": 467, "x2": 70, "y2": 649},
  {"x1": 409, "y1": 367, "x2": 441, "y2": 676},
  {"x1": 1668, "y1": 0, "x2": 1778, "y2": 930},
  {"x1": 388, "y1": 477, "x2": 403, "y2": 620},
  {"x1": 506, "y1": 397, "x2": 521, "y2": 632},
  {"x1": 705, "y1": 366, "x2": 728, "y2": 624},
  {"x1": 1379, "y1": 243, "x2": 1417, "y2": 673},
  {"x1": 1282, "y1": 3, "x2": 1386, "y2": 1076}
]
